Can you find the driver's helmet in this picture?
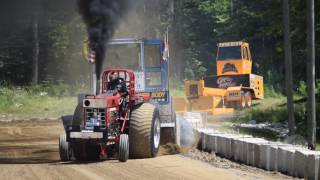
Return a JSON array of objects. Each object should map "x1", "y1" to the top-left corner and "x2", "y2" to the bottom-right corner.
[{"x1": 109, "y1": 72, "x2": 119, "y2": 81}]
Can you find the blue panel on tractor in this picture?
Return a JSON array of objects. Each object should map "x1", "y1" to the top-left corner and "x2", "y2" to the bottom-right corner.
[
  {"x1": 144, "y1": 39, "x2": 169, "y2": 105},
  {"x1": 108, "y1": 38, "x2": 170, "y2": 104}
]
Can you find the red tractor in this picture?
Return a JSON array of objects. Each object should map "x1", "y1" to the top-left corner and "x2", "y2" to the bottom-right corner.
[{"x1": 59, "y1": 69, "x2": 161, "y2": 162}]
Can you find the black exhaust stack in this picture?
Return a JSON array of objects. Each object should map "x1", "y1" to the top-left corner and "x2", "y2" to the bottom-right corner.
[{"x1": 77, "y1": 0, "x2": 131, "y2": 95}]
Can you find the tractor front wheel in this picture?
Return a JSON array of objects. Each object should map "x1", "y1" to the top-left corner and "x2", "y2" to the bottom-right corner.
[{"x1": 118, "y1": 134, "x2": 129, "y2": 162}]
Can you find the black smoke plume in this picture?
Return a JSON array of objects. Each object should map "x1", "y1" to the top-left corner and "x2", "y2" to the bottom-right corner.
[{"x1": 77, "y1": 0, "x2": 130, "y2": 91}]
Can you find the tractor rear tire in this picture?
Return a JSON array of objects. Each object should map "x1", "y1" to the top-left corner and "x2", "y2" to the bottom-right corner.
[
  {"x1": 119, "y1": 134, "x2": 129, "y2": 162},
  {"x1": 129, "y1": 103, "x2": 160, "y2": 159},
  {"x1": 59, "y1": 134, "x2": 71, "y2": 161}
]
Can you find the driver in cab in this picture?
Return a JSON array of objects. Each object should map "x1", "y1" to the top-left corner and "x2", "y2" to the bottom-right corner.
[
  {"x1": 107, "y1": 72, "x2": 128, "y2": 97},
  {"x1": 107, "y1": 72, "x2": 129, "y2": 118}
]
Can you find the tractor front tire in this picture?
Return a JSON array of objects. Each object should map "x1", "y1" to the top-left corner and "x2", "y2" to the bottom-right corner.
[
  {"x1": 119, "y1": 134, "x2": 129, "y2": 162},
  {"x1": 59, "y1": 134, "x2": 71, "y2": 161},
  {"x1": 130, "y1": 103, "x2": 160, "y2": 158}
]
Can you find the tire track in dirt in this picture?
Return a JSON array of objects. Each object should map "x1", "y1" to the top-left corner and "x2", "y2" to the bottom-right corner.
[{"x1": 69, "y1": 165, "x2": 106, "y2": 180}]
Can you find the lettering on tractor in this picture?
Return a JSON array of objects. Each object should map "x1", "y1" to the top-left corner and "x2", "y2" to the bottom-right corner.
[
  {"x1": 174, "y1": 41, "x2": 264, "y2": 115},
  {"x1": 60, "y1": 38, "x2": 178, "y2": 162},
  {"x1": 151, "y1": 91, "x2": 167, "y2": 99},
  {"x1": 216, "y1": 77, "x2": 237, "y2": 88}
]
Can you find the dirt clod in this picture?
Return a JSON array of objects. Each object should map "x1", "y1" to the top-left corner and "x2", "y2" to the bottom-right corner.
[{"x1": 159, "y1": 143, "x2": 182, "y2": 155}]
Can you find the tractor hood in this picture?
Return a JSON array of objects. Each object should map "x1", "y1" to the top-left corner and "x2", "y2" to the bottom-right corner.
[{"x1": 82, "y1": 94, "x2": 120, "y2": 109}]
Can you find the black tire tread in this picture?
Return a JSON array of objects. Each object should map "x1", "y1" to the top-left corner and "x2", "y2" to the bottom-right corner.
[{"x1": 119, "y1": 134, "x2": 129, "y2": 162}]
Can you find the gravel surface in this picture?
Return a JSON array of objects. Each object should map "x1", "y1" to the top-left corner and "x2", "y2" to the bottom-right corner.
[{"x1": 184, "y1": 149, "x2": 298, "y2": 180}]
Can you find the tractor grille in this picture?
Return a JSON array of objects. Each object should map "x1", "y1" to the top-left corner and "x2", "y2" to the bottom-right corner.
[{"x1": 85, "y1": 108, "x2": 106, "y2": 130}]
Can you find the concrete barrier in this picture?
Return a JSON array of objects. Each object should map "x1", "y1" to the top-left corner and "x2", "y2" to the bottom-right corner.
[
  {"x1": 294, "y1": 149, "x2": 320, "y2": 179},
  {"x1": 244, "y1": 138, "x2": 269, "y2": 166},
  {"x1": 224, "y1": 135, "x2": 245, "y2": 159},
  {"x1": 277, "y1": 146, "x2": 306, "y2": 176},
  {"x1": 201, "y1": 130, "x2": 223, "y2": 152},
  {"x1": 216, "y1": 134, "x2": 230, "y2": 157},
  {"x1": 201, "y1": 132, "x2": 252, "y2": 161},
  {"x1": 215, "y1": 134, "x2": 224, "y2": 155},
  {"x1": 231, "y1": 137, "x2": 242, "y2": 162},
  {"x1": 200, "y1": 132, "x2": 206, "y2": 150},
  {"x1": 200, "y1": 129, "x2": 220, "y2": 151},
  {"x1": 207, "y1": 133, "x2": 216, "y2": 152},
  {"x1": 232, "y1": 137, "x2": 255, "y2": 163},
  {"x1": 269, "y1": 145, "x2": 282, "y2": 171},
  {"x1": 216, "y1": 134, "x2": 242, "y2": 159},
  {"x1": 258, "y1": 143, "x2": 288, "y2": 171},
  {"x1": 197, "y1": 128, "x2": 320, "y2": 178},
  {"x1": 308, "y1": 153, "x2": 320, "y2": 180}
]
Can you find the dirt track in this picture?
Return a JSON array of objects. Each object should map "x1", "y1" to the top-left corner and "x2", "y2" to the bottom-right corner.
[{"x1": 0, "y1": 120, "x2": 289, "y2": 180}]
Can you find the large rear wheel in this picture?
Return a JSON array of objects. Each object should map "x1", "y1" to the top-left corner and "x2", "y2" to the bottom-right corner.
[{"x1": 129, "y1": 103, "x2": 160, "y2": 158}]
